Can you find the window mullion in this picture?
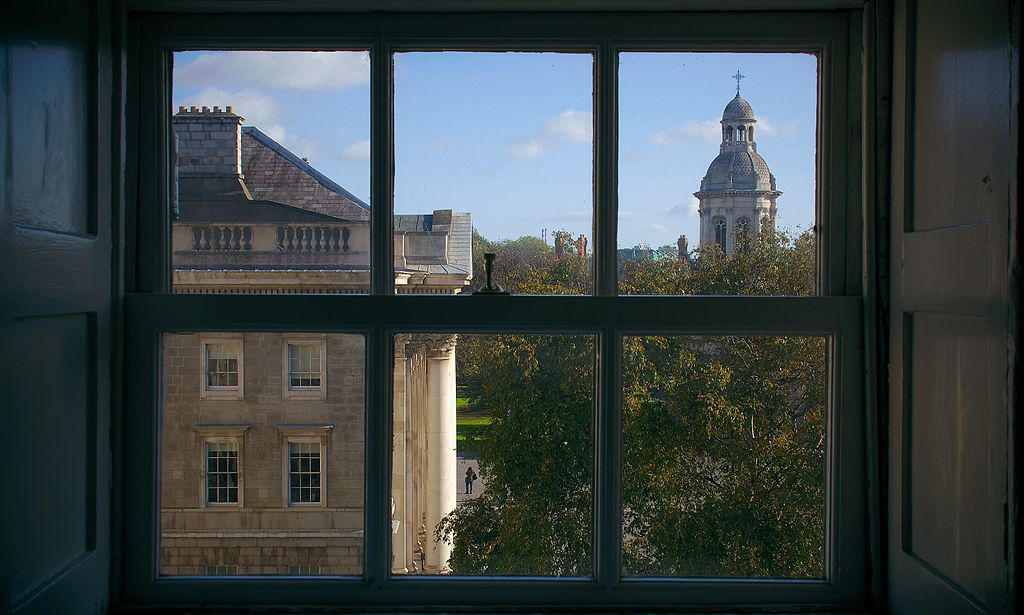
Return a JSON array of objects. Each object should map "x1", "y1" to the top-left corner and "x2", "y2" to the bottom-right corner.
[
  {"x1": 370, "y1": 39, "x2": 393, "y2": 296},
  {"x1": 365, "y1": 325, "x2": 390, "y2": 588},
  {"x1": 596, "y1": 326, "x2": 622, "y2": 589},
  {"x1": 594, "y1": 41, "x2": 618, "y2": 297}
]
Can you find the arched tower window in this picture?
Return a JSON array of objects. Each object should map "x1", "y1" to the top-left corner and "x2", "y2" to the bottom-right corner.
[
  {"x1": 737, "y1": 125, "x2": 746, "y2": 141},
  {"x1": 735, "y1": 217, "x2": 751, "y2": 252},
  {"x1": 714, "y1": 218, "x2": 727, "y2": 252},
  {"x1": 748, "y1": 126, "x2": 754, "y2": 141},
  {"x1": 725, "y1": 126, "x2": 734, "y2": 142}
]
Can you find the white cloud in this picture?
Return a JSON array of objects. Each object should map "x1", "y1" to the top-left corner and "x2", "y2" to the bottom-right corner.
[
  {"x1": 652, "y1": 119, "x2": 721, "y2": 146},
  {"x1": 510, "y1": 139, "x2": 544, "y2": 160},
  {"x1": 509, "y1": 109, "x2": 592, "y2": 160},
  {"x1": 343, "y1": 139, "x2": 371, "y2": 161},
  {"x1": 755, "y1": 117, "x2": 800, "y2": 137},
  {"x1": 541, "y1": 109, "x2": 592, "y2": 143},
  {"x1": 175, "y1": 51, "x2": 370, "y2": 92},
  {"x1": 666, "y1": 197, "x2": 700, "y2": 218}
]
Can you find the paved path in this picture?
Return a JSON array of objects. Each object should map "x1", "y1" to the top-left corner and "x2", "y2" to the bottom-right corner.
[{"x1": 456, "y1": 457, "x2": 486, "y2": 502}]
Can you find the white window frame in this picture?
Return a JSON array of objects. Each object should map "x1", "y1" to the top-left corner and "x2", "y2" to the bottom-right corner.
[
  {"x1": 199, "y1": 336, "x2": 244, "y2": 400},
  {"x1": 193, "y1": 425, "x2": 250, "y2": 508},
  {"x1": 281, "y1": 336, "x2": 327, "y2": 400},
  {"x1": 122, "y1": 6, "x2": 876, "y2": 612},
  {"x1": 276, "y1": 425, "x2": 332, "y2": 509}
]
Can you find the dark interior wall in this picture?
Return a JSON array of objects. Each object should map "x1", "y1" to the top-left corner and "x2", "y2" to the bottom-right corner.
[
  {"x1": 3, "y1": 2, "x2": 116, "y2": 613},
  {"x1": 888, "y1": 1, "x2": 1019, "y2": 614}
]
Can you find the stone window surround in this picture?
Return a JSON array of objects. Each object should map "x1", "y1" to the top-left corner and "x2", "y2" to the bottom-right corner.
[
  {"x1": 199, "y1": 335, "x2": 244, "y2": 400},
  {"x1": 281, "y1": 335, "x2": 328, "y2": 400},
  {"x1": 193, "y1": 424, "x2": 251, "y2": 509},
  {"x1": 276, "y1": 425, "x2": 333, "y2": 508}
]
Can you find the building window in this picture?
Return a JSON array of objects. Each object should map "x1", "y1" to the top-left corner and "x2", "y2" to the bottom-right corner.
[
  {"x1": 714, "y1": 218, "x2": 728, "y2": 252},
  {"x1": 200, "y1": 337, "x2": 243, "y2": 399},
  {"x1": 206, "y1": 442, "x2": 239, "y2": 504},
  {"x1": 735, "y1": 217, "x2": 751, "y2": 252},
  {"x1": 206, "y1": 565, "x2": 238, "y2": 576},
  {"x1": 276, "y1": 425, "x2": 332, "y2": 508},
  {"x1": 282, "y1": 337, "x2": 327, "y2": 400},
  {"x1": 193, "y1": 425, "x2": 249, "y2": 508},
  {"x1": 288, "y1": 442, "x2": 322, "y2": 504}
]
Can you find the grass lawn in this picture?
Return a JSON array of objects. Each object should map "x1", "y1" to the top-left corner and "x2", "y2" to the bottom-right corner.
[{"x1": 456, "y1": 410, "x2": 492, "y2": 455}]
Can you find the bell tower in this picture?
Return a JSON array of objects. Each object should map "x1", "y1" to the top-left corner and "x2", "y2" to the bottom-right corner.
[{"x1": 694, "y1": 74, "x2": 781, "y2": 254}]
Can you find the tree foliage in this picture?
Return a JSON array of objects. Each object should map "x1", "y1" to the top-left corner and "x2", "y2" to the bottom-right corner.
[{"x1": 443, "y1": 228, "x2": 824, "y2": 578}]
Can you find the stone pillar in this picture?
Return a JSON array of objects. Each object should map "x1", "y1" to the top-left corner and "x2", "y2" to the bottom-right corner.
[
  {"x1": 423, "y1": 335, "x2": 457, "y2": 573},
  {"x1": 391, "y1": 336, "x2": 410, "y2": 574}
]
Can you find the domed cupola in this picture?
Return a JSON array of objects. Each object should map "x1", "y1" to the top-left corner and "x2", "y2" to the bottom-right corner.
[
  {"x1": 693, "y1": 72, "x2": 782, "y2": 255},
  {"x1": 722, "y1": 93, "x2": 755, "y2": 121}
]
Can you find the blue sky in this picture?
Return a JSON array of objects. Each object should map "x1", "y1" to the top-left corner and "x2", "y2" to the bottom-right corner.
[{"x1": 174, "y1": 50, "x2": 816, "y2": 248}]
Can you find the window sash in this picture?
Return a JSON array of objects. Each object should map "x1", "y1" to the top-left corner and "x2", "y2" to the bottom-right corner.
[{"x1": 124, "y1": 7, "x2": 871, "y2": 610}]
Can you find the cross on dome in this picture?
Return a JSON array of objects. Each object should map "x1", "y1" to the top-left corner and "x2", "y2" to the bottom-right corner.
[{"x1": 732, "y1": 70, "x2": 745, "y2": 94}]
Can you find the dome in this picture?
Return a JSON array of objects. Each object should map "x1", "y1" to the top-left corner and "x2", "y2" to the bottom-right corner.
[
  {"x1": 722, "y1": 93, "x2": 755, "y2": 121},
  {"x1": 699, "y1": 150, "x2": 775, "y2": 192}
]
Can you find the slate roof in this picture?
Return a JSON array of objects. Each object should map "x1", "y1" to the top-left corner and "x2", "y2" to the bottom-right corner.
[{"x1": 241, "y1": 126, "x2": 371, "y2": 222}]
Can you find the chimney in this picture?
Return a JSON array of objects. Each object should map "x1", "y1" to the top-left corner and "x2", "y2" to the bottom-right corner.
[
  {"x1": 678, "y1": 235, "x2": 690, "y2": 261},
  {"x1": 576, "y1": 234, "x2": 587, "y2": 261},
  {"x1": 171, "y1": 106, "x2": 244, "y2": 177}
]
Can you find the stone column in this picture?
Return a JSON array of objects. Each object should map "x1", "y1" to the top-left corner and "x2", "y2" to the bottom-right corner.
[
  {"x1": 391, "y1": 335, "x2": 411, "y2": 574},
  {"x1": 422, "y1": 334, "x2": 457, "y2": 573}
]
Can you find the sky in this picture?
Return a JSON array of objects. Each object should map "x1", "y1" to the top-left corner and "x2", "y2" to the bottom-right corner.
[{"x1": 174, "y1": 50, "x2": 816, "y2": 249}]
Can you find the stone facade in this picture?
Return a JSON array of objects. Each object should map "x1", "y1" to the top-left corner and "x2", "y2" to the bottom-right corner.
[
  {"x1": 695, "y1": 91, "x2": 782, "y2": 254},
  {"x1": 162, "y1": 106, "x2": 472, "y2": 576},
  {"x1": 161, "y1": 333, "x2": 365, "y2": 575}
]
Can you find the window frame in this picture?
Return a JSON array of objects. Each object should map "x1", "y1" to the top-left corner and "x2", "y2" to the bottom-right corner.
[
  {"x1": 277, "y1": 428, "x2": 331, "y2": 509},
  {"x1": 122, "y1": 7, "x2": 875, "y2": 612},
  {"x1": 194, "y1": 426, "x2": 249, "y2": 508},
  {"x1": 199, "y1": 336, "x2": 243, "y2": 400},
  {"x1": 282, "y1": 336, "x2": 327, "y2": 400}
]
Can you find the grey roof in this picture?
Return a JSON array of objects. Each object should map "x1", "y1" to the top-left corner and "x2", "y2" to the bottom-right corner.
[
  {"x1": 699, "y1": 149, "x2": 775, "y2": 192},
  {"x1": 242, "y1": 126, "x2": 370, "y2": 220},
  {"x1": 722, "y1": 93, "x2": 756, "y2": 121}
]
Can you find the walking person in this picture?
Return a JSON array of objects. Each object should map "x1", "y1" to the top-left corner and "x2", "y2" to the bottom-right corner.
[{"x1": 465, "y1": 466, "x2": 477, "y2": 495}]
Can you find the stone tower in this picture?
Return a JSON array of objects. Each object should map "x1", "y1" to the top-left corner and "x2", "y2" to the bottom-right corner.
[{"x1": 694, "y1": 79, "x2": 781, "y2": 254}]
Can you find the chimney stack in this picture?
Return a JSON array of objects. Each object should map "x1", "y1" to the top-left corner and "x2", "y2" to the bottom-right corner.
[
  {"x1": 678, "y1": 234, "x2": 689, "y2": 261},
  {"x1": 171, "y1": 106, "x2": 245, "y2": 177}
]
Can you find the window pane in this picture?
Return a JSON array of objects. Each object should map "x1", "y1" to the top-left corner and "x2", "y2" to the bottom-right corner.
[
  {"x1": 171, "y1": 51, "x2": 372, "y2": 294},
  {"x1": 622, "y1": 335, "x2": 827, "y2": 578},
  {"x1": 161, "y1": 332, "x2": 365, "y2": 576},
  {"x1": 394, "y1": 52, "x2": 594, "y2": 295},
  {"x1": 617, "y1": 53, "x2": 817, "y2": 296},
  {"x1": 392, "y1": 333, "x2": 594, "y2": 575}
]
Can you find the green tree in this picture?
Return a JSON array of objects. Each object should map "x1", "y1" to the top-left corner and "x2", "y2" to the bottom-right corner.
[{"x1": 443, "y1": 228, "x2": 824, "y2": 578}]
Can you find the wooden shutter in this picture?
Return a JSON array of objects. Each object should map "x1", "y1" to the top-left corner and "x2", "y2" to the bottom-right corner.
[
  {"x1": 889, "y1": 1, "x2": 1015, "y2": 613},
  {"x1": 3, "y1": 1, "x2": 115, "y2": 613}
]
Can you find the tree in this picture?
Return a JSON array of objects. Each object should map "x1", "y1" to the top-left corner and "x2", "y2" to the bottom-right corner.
[{"x1": 442, "y1": 228, "x2": 824, "y2": 578}]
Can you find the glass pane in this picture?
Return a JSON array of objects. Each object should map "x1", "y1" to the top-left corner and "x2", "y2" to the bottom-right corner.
[
  {"x1": 394, "y1": 52, "x2": 594, "y2": 295},
  {"x1": 617, "y1": 53, "x2": 818, "y2": 296},
  {"x1": 622, "y1": 335, "x2": 827, "y2": 578},
  {"x1": 171, "y1": 51, "x2": 372, "y2": 294},
  {"x1": 160, "y1": 332, "x2": 365, "y2": 576},
  {"x1": 392, "y1": 333, "x2": 594, "y2": 575}
]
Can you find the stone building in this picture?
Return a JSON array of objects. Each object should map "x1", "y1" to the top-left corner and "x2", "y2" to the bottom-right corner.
[
  {"x1": 160, "y1": 106, "x2": 471, "y2": 575},
  {"x1": 694, "y1": 87, "x2": 782, "y2": 254}
]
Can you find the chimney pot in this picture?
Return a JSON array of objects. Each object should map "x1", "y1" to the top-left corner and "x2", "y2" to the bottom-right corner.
[
  {"x1": 178, "y1": 105, "x2": 186, "y2": 113},
  {"x1": 226, "y1": 105, "x2": 234, "y2": 114},
  {"x1": 190, "y1": 106, "x2": 198, "y2": 113},
  {"x1": 213, "y1": 105, "x2": 221, "y2": 112},
  {"x1": 202, "y1": 106, "x2": 210, "y2": 113}
]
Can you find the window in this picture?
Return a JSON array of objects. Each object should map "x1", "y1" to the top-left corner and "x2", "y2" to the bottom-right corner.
[
  {"x1": 283, "y1": 337, "x2": 327, "y2": 399},
  {"x1": 206, "y1": 441, "x2": 239, "y2": 504},
  {"x1": 200, "y1": 337, "x2": 243, "y2": 399},
  {"x1": 125, "y1": 8, "x2": 867, "y2": 611},
  {"x1": 276, "y1": 426, "x2": 331, "y2": 508}
]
